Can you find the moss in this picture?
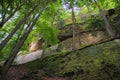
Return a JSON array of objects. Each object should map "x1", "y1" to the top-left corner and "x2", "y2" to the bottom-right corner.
[{"x1": 24, "y1": 39, "x2": 120, "y2": 80}]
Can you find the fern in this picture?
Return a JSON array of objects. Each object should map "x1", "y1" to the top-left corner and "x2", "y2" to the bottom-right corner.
[{"x1": 36, "y1": 21, "x2": 59, "y2": 47}]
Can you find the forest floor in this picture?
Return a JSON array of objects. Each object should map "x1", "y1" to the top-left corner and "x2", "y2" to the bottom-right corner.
[{"x1": 6, "y1": 65, "x2": 66, "y2": 80}]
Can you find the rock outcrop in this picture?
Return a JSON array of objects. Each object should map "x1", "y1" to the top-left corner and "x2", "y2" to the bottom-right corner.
[{"x1": 24, "y1": 39, "x2": 120, "y2": 80}]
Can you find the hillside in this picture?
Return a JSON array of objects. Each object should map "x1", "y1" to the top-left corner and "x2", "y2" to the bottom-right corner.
[{"x1": 2, "y1": 38, "x2": 120, "y2": 80}]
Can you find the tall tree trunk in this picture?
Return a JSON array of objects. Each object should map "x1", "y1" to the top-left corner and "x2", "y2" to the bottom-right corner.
[
  {"x1": 0, "y1": 3, "x2": 39, "y2": 52},
  {"x1": 71, "y1": 3, "x2": 76, "y2": 50},
  {"x1": 0, "y1": 7, "x2": 46, "y2": 80},
  {"x1": 94, "y1": 0, "x2": 116, "y2": 38}
]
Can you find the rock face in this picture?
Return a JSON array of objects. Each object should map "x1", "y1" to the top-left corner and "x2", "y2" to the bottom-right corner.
[
  {"x1": 14, "y1": 50, "x2": 43, "y2": 64},
  {"x1": 14, "y1": 45, "x2": 58, "y2": 65},
  {"x1": 29, "y1": 41, "x2": 43, "y2": 52},
  {"x1": 58, "y1": 31, "x2": 105, "y2": 50},
  {"x1": 14, "y1": 30, "x2": 105, "y2": 65},
  {"x1": 25, "y1": 39, "x2": 120, "y2": 80}
]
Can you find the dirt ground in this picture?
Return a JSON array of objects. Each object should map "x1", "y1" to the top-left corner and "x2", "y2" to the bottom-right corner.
[{"x1": 2, "y1": 65, "x2": 66, "y2": 80}]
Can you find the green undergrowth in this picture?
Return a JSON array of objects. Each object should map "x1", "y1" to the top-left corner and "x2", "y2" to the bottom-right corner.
[{"x1": 25, "y1": 39, "x2": 120, "y2": 80}]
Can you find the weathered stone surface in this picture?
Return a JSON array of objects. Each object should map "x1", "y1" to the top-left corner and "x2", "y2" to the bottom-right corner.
[
  {"x1": 14, "y1": 45, "x2": 58, "y2": 64},
  {"x1": 58, "y1": 31, "x2": 105, "y2": 50},
  {"x1": 14, "y1": 50, "x2": 43, "y2": 64}
]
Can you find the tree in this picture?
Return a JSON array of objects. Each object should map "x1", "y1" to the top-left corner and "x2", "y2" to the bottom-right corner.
[
  {"x1": 94, "y1": 0, "x2": 116, "y2": 38},
  {"x1": 0, "y1": 0, "x2": 28, "y2": 27},
  {"x1": 0, "y1": 1, "x2": 40, "y2": 52},
  {"x1": 62, "y1": 0, "x2": 78, "y2": 50},
  {"x1": 71, "y1": 0, "x2": 77, "y2": 50},
  {"x1": 0, "y1": 6, "x2": 47, "y2": 80},
  {"x1": 0, "y1": 0, "x2": 59, "y2": 79}
]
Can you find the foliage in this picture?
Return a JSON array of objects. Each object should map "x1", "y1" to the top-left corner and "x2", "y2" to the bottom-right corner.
[
  {"x1": 0, "y1": 0, "x2": 60, "y2": 59},
  {"x1": 86, "y1": 16, "x2": 105, "y2": 31},
  {"x1": 114, "y1": 0, "x2": 120, "y2": 13},
  {"x1": 36, "y1": 21, "x2": 59, "y2": 47}
]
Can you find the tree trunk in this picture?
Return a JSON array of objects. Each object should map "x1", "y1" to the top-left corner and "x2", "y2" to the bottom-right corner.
[
  {"x1": 94, "y1": 0, "x2": 116, "y2": 38},
  {"x1": 0, "y1": 3, "x2": 39, "y2": 52},
  {"x1": 71, "y1": 3, "x2": 76, "y2": 50},
  {"x1": 100, "y1": 10, "x2": 116, "y2": 38},
  {"x1": 0, "y1": 7, "x2": 46, "y2": 80}
]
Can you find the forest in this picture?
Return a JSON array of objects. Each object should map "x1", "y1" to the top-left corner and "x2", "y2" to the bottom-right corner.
[{"x1": 0, "y1": 0, "x2": 120, "y2": 80}]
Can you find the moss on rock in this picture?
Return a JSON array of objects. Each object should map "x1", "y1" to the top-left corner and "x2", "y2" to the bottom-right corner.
[{"x1": 25, "y1": 39, "x2": 120, "y2": 80}]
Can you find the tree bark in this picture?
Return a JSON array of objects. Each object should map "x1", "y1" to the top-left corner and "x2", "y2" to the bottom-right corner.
[
  {"x1": 0, "y1": 3, "x2": 39, "y2": 52},
  {"x1": 71, "y1": 2, "x2": 76, "y2": 50},
  {"x1": 0, "y1": 7, "x2": 46, "y2": 80}
]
